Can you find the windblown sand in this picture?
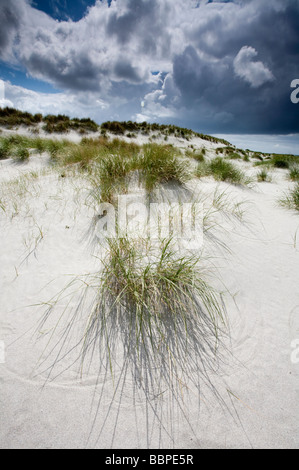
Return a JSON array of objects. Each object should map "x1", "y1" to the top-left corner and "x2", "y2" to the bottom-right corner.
[{"x1": 0, "y1": 129, "x2": 298, "y2": 449}]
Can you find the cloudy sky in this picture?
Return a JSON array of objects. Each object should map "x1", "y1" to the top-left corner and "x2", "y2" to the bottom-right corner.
[{"x1": 0, "y1": 0, "x2": 298, "y2": 153}]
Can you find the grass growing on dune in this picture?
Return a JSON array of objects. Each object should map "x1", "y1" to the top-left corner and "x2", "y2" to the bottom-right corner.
[
  {"x1": 0, "y1": 107, "x2": 98, "y2": 133},
  {"x1": 209, "y1": 158, "x2": 250, "y2": 185},
  {"x1": 140, "y1": 143, "x2": 190, "y2": 192},
  {"x1": 254, "y1": 153, "x2": 299, "y2": 170},
  {"x1": 50, "y1": 136, "x2": 140, "y2": 170},
  {"x1": 0, "y1": 135, "x2": 29, "y2": 160},
  {"x1": 90, "y1": 153, "x2": 135, "y2": 204},
  {"x1": 256, "y1": 169, "x2": 272, "y2": 183},
  {"x1": 0, "y1": 139, "x2": 10, "y2": 160},
  {"x1": 195, "y1": 160, "x2": 210, "y2": 179},
  {"x1": 12, "y1": 146, "x2": 30, "y2": 162},
  {"x1": 185, "y1": 148, "x2": 206, "y2": 162},
  {"x1": 0, "y1": 134, "x2": 71, "y2": 162},
  {"x1": 56, "y1": 141, "x2": 100, "y2": 169},
  {"x1": 87, "y1": 142, "x2": 191, "y2": 204},
  {"x1": 0, "y1": 172, "x2": 41, "y2": 216},
  {"x1": 196, "y1": 157, "x2": 251, "y2": 186},
  {"x1": 77, "y1": 236, "x2": 226, "y2": 372},
  {"x1": 289, "y1": 165, "x2": 299, "y2": 182},
  {"x1": 279, "y1": 183, "x2": 299, "y2": 212}
]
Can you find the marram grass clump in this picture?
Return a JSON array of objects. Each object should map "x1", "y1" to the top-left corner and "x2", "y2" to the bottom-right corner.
[
  {"x1": 88, "y1": 142, "x2": 191, "y2": 205},
  {"x1": 279, "y1": 183, "x2": 299, "y2": 212},
  {"x1": 140, "y1": 143, "x2": 190, "y2": 192},
  {"x1": 208, "y1": 157, "x2": 250, "y2": 185},
  {"x1": 289, "y1": 165, "x2": 299, "y2": 182},
  {"x1": 196, "y1": 157, "x2": 251, "y2": 186},
  {"x1": 90, "y1": 153, "x2": 136, "y2": 204},
  {"x1": 78, "y1": 236, "x2": 226, "y2": 370},
  {"x1": 257, "y1": 169, "x2": 272, "y2": 183}
]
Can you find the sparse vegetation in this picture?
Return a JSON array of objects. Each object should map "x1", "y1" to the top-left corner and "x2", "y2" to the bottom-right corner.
[
  {"x1": 140, "y1": 143, "x2": 190, "y2": 192},
  {"x1": 101, "y1": 120, "x2": 231, "y2": 145},
  {"x1": 0, "y1": 107, "x2": 42, "y2": 128},
  {"x1": 76, "y1": 235, "x2": 226, "y2": 373},
  {"x1": 0, "y1": 107, "x2": 98, "y2": 133},
  {"x1": 88, "y1": 142, "x2": 190, "y2": 203},
  {"x1": 257, "y1": 169, "x2": 272, "y2": 183},
  {"x1": 196, "y1": 157, "x2": 251, "y2": 186},
  {"x1": 209, "y1": 158, "x2": 244, "y2": 184},
  {"x1": 0, "y1": 172, "x2": 42, "y2": 217},
  {"x1": 279, "y1": 183, "x2": 299, "y2": 212},
  {"x1": 195, "y1": 161, "x2": 210, "y2": 179},
  {"x1": 226, "y1": 152, "x2": 242, "y2": 160},
  {"x1": 90, "y1": 153, "x2": 135, "y2": 203},
  {"x1": 289, "y1": 165, "x2": 299, "y2": 182},
  {"x1": 186, "y1": 148, "x2": 206, "y2": 162},
  {"x1": 13, "y1": 146, "x2": 30, "y2": 162},
  {"x1": 254, "y1": 153, "x2": 299, "y2": 170},
  {"x1": 0, "y1": 139, "x2": 10, "y2": 159}
]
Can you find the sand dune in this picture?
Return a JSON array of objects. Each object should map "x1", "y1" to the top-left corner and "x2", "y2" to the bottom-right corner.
[{"x1": 0, "y1": 126, "x2": 298, "y2": 449}]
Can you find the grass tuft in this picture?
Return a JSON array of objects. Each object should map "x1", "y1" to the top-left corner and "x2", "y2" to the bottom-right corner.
[
  {"x1": 140, "y1": 143, "x2": 190, "y2": 192},
  {"x1": 289, "y1": 165, "x2": 299, "y2": 182},
  {"x1": 256, "y1": 169, "x2": 272, "y2": 183},
  {"x1": 186, "y1": 149, "x2": 205, "y2": 162},
  {"x1": 196, "y1": 157, "x2": 251, "y2": 186},
  {"x1": 91, "y1": 153, "x2": 134, "y2": 203},
  {"x1": 79, "y1": 236, "x2": 226, "y2": 370},
  {"x1": 279, "y1": 183, "x2": 299, "y2": 212},
  {"x1": 12, "y1": 146, "x2": 30, "y2": 162}
]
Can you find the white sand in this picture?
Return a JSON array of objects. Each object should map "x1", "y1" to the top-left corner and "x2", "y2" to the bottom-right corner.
[{"x1": 0, "y1": 130, "x2": 298, "y2": 449}]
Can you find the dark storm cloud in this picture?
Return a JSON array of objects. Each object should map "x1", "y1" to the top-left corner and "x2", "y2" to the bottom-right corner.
[
  {"x1": 169, "y1": 1, "x2": 299, "y2": 133},
  {"x1": 9, "y1": 0, "x2": 171, "y2": 92},
  {"x1": 0, "y1": 0, "x2": 23, "y2": 59},
  {"x1": 106, "y1": 0, "x2": 156, "y2": 44},
  {"x1": 22, "y1": 49, "x2": 105, "y2": 92},
  {"x1": 113, "y1": 60, "x2": 142, "y2": 83},
  {"x1": 106, "y1": 0, "x2": 170, "y2": 53},
  {"x1": 0, "y1": 0, "x2": 298, "y2": 133}
]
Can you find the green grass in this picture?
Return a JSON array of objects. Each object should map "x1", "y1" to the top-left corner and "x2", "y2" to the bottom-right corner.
[
  {"x1": 279, "y1": 183, "x2": 299, "y2": 212},
  {"x1": 0, "y1": 107, "x2": 42, "y2": 128},
  {"x1": 289, "y1": 165, "x2": 299, "y2": 182},
  {"x1": 209, "y1": 158, "x2": 240, "y2": 183},
  {"x1": 0, "y1": 134, "x2": 72, "y2": 162},
  {"x1": 91, "y1": 153, "x2": 135, "y2": 203},
  {"x1": 0, "y1": 135, "x2": 34, "y2": 161},
  {"x1": 140, "y1": 143, "x2": 190, "y2": 192},
  {"x1": 254, "y1": 153, "x2": 299, "y2": 170},
  {"x1": 101, "y1": 120, "x2": 231, "y2": 145},
  {"x1": 226, "y1": 152, "x2": 242, "y2": 160},
  {"x1": 79, "y1": 236, "x2": 225, "y2": 370},
  {"x1": 0, "y1": 107, "x2": 98, "y2": 133},
  {"x1": 186, "y1": 149, "x2": 205, "y2": 162},
  {"x1": 0, "y1": 135, "x2": 191, "y2": 205},
  {"x1": 88, "y1": 142, "x2": 189, "y2": 203},
  {"x1": 216, "y1": 146, "x2": 237, "y2": 155},
  {"x1": 216, "y1": 146, "x2": 244, "y2": 161},
  {"x1": 256, "y1": 169, "x2": 272, "y2": 183},
  {"x1": 36, "y1": 233, "x2": 227, "y2": 393},
  {"x1": 273, "y1": 158, "x2": 290, "y2": 169},
  {"x1": 195, "y1": 161, "x2": 210, "y2": 179},
  {"x1": 0, "y1": 139, "x2": 10, "y2": 159},
  {"x1": 44, "y1": 139, "x2": 71, "y2": 160},
  {"x1": 12, "y1": 146, "x2": 30, "y2": 162},
  {"x1": 196, "y1": 157, "x2": 251, "y2": 186}
]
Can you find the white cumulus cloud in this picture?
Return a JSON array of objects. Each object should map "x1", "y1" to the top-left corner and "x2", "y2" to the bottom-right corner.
[{"x1": 233, "y1": 46, "x2": 274, "y2": 88}]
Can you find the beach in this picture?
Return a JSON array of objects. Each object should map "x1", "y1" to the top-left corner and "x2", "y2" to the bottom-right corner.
[{"x1": 0, "y1": 126, "x2": 298, "y2": 449}]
